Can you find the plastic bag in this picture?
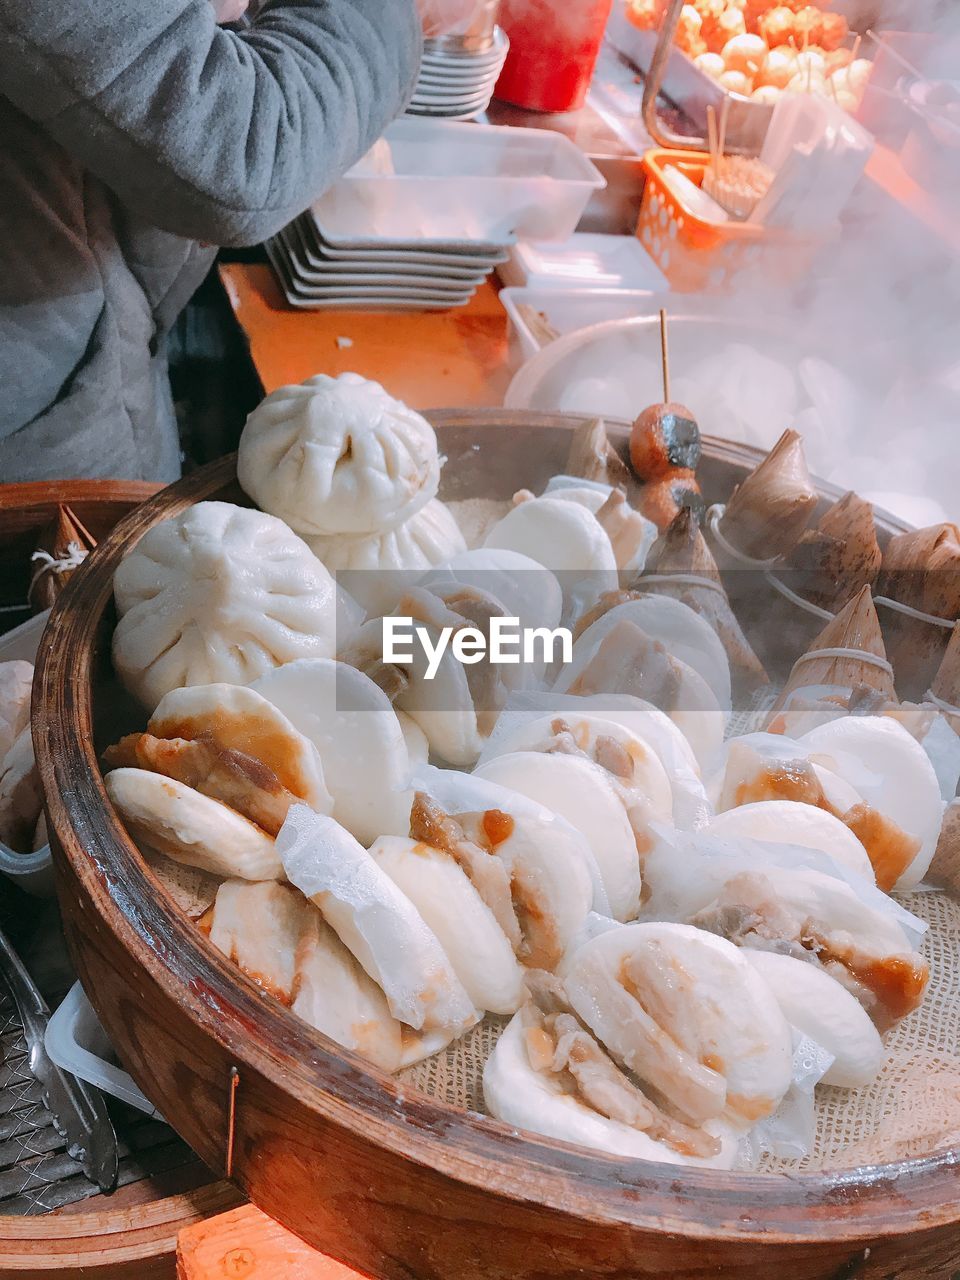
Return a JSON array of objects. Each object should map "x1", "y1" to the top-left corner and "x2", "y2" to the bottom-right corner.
[{"x1": 417, "y1": 0, "x2": 500, "y2": 40}]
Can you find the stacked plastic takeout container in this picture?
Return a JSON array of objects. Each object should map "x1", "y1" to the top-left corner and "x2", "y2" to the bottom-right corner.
[{"x1": 265, "y1": 119, "x2": 605, "y2": 310}]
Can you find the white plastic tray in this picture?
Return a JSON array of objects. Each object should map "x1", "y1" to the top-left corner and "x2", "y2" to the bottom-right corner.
[
  {"x1": 498, "y1": 234, "x2": 668, "y2": 293},
  {"x1": 314, "y1": 119, "x2": 606, "y2": 245},
  {"x1": 45, "y1": 983, "x2": 163, "y2": 1119},
  {"x1": 0, "y1": 611, "x2": 54, "y2": 897},
  {"x1": 500, "y1": 287, "x2": 669, "y2": 362}
]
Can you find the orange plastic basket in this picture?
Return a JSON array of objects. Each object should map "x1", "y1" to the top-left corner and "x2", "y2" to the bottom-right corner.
[{"x1": 637, "y1": 148, "x2": 829, "y2": 292}]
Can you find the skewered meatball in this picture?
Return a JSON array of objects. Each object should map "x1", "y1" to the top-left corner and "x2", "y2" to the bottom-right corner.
[
  {"x1": 723, "y1": 32, "x2": 768, "y2": 75},
  {"x1": 703, "y1": 5, "x2": 746, "y2": 52},
  {"x1": 637, "y1": 472, "x2": 706, "y2": 530},
  {"x1": 719, "y1": 68, "x2": 753, "y2": 94},
  {"x1": 760, "y1": 46, "x2": 798, "y2": 86},
  {"x1": 672, "y1": 2, "x2": 702, "y2": 54},
  {"x1": 627, "y1": 0, "x2": 665, "y2": 31},
  {"x1": 793, "y1": 6, "x2": 824, "y2": 47},
  {"x1": 630, "y1": 403, "x2": 702, "y2": 480},
  {"x1": 818, "y1": 12, "x2": 849, "y2": 51},
  {"x1": 758, "y1": 5, "x2": 796, "y2": 47},
  {"x1": 693, "y1": 0, "x2": 726, "y2": 22},
  {"x1": 695, "y1": 50, "x2": 727, "y2": 78}
]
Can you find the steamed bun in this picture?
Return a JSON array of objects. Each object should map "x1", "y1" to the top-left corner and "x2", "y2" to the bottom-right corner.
[
  {"x1": 237, "y1": 372, "x2": 440, "y2": 537},
  {"x1": 308, "y1": 499, "x2": 466, "y2": 616},
  {"x1": 113, "y1": 502, "x2": 340, "y2": 709}
]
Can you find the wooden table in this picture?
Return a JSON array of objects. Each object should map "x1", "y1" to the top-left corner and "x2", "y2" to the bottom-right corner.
[{"x1": 218, "y1": 265, "x2": 515, "y2": 407}]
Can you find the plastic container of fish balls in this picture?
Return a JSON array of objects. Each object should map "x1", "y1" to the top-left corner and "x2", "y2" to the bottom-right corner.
[{"x1": 636, "y1": 148, "x2": 836, "y2": 292}]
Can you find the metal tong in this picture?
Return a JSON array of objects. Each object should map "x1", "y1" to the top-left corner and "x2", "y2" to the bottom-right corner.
[{"x1": 0, "y1": 925, "x2": 118, "y2": 1192}]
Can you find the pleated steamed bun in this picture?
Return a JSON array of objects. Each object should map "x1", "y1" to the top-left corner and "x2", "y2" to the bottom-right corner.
[
  {"x1": 113, "y1": 502, "x2": 340, "y2": 709},
  {"x1": 308, "y1": 499, "x2": 466, "y2": 616},
  {"x1": 237, "y1": 372, "x2": 441, "y2": 538}
]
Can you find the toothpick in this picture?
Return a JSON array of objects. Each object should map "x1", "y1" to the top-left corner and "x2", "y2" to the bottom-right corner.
[
  {"x1": 851, "y1": 33, "x2": 862, "y2": 62},
  {"x1": 225, "y1": 1066, "x2": 240, "y2": 1178},
  {"x1": 659, "y1": 309, "x2": 671, "y2": 404},
  {"x1": 866, "y1": 29, "x2": 923, "y2": 79}
]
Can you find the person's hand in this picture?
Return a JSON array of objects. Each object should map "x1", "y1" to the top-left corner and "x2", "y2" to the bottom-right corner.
[{"x1": 211, "y1": 0, "x2": 249, "y2": 24}]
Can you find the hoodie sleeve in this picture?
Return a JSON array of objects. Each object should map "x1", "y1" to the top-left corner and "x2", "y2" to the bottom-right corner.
[{"x1": 0, "y1": 0, "x2": 421, "y2": 246}]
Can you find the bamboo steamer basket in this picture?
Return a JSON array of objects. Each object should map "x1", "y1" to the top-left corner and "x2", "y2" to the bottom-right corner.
[
  {"x1": 32, "y1": 412, "x2": 960, "y2": 1280},
  {"x1": 0, "y1": 479, "x2": 240, "y2": 1277}
]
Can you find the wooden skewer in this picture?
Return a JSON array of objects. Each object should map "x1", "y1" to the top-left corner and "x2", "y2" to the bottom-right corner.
[
  {"x1": 717, "y1": 96, "x2": 730, "y2": 172},
  {"x1": 866, "y1": 29, "x2": 923, "y2": 80},
  {"x1": 659, "y1": 309, "x2": 671, "y2": 404},
  {"x1": 61, "y1": 504, "x2": 97, "y2": 550},
  {"x1": 707, "y1": 103, "x2": 719, "y2": 177}
]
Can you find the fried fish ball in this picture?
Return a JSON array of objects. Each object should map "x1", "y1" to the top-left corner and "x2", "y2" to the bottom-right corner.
[
  {"x1": 695, "y1": 50, "x2": 727, "y2": 78},
  {"x1": 704, "y1": 5, "x2": 746, "y2": 51},
  {"x1": 760, "y1": 46, "x2": 798, "y2": 86},
  {"x1": 627, "y1": 0, "x2": 665, "y2": 31},
  {"x1": 758, "y1": 5, "x2": 796, "y2": 47},
  {"x1": 722, "y1": 32, "x2": 768, "y2": 75},
  {"x1": 718, "y1": 68, "x2": 753, "y2": 94},
  {"x1": 793, "y1": 5, "x2": 824, "y2": 46},
  {"x1": 818, "y1": 11, "x2": 848, "y2": 51}
]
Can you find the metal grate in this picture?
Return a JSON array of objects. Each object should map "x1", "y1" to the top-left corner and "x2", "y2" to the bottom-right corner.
[{"x1": 0, "y1": 883, "x2": 197, "y2": 1215}]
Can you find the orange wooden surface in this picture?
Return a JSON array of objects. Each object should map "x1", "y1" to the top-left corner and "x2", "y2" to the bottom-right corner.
[
  {"x1": 219, "y1": 264, "x2": 513, "y2": 406},
  {"x1": 177, "y1": 1205, "x2": 368, "y2": 1280}
]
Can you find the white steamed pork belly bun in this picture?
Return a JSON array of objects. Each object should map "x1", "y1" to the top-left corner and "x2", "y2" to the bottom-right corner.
[
  {"x1": 799, "y1": 717, "x2": 943, "y2": 890},
  {"x1": 417, "y1": 547, "x2": 563, "y2": 637},
  {"x1": 477, "y1": 708, "x2": 674, "y2": 898},
  {"x1": 640, "y1": 826, "x2": 929, "y2": 1029},
  {"x1": 340, "y1": 585, "x2": 516, "y2": 768},
  {"x1": 711, "y1": 724, "x2": 943, "y2": 890},
  {"x1": 484, "y1": 922, "x2": 793, "y2": 1167},
  {"x1": 557, "y1": 615, "x2": 725, "y2": 769},
  {"x1": 252, "y1": 658, "x2": 416, "y2": 844},
  {"x1": 483, "y1": 494, "x2": 618, "y2": 620},
  {"x1": 278, "y1": 804, "x2": 477, "y2": 1050},
  {"x1": 558, "y1": 593, "x2": 732, "y2": 712},
  {"x1": 207, "y1": 878, "x2": 410, "y2": 1073},
  {"x1": 475, "y1": 751, "x2": 642, "y2": 923},
  {"x1": 103, "y1": 682, "x2": 333, "y2": 880},
  {"x1": 408, "y1": 764, "x2": 598, "y2": 958}
]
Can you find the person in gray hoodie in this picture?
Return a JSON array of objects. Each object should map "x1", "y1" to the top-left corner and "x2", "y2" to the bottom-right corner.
[{"x1": 0, "y1": 0, "x2": 421, "y2": 482}]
